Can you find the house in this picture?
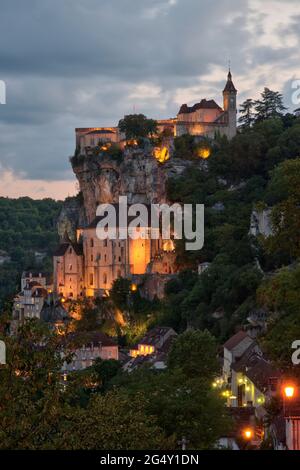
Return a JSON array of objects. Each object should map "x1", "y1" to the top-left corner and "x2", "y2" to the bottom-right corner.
[
  {"x1": 222, "y1": 330, "x2": 280, "y2": 408},
  {"x1": 230, "y1": 352, "x2": 279, "y2": 408},
  {"x1": 21, "y1": 271, "x2": 52, "y2": 291},
  {"x1": 223, "y1": 330, "x2": 256, "y2": 383},
  {"x1": 125, "y1": 327, "x2": 177, "y2": 371},
  {"x1": 129, "y1": 327, "x2": 177, "y2": 358},
  {"x1": 13, "y1": 281, "x2": 48, "y2": 324},
  {"x1": 62, "y1": 331, "x2": 119, "y2": 373}
]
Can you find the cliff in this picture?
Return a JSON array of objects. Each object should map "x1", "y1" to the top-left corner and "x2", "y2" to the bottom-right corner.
[{"x1": 58, "y1": 144, "x2": 196, "y2": 239}]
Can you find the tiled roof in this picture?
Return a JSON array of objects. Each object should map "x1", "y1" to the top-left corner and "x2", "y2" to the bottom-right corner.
[
  {"x1": 66, "y1": 331, "x2": 117, "y2": 349},
  {"x1": 53, "y1": 241, "x2": 83, "y2": 257},
  {"x1": 231, "y1": 343, "x2": 260, "y2": 372},
  {"x1": 245, "y1": 357, "x2": 280, "y2": 392},
  {"x1": 223, "y1": 330, "x2": 251, "y2": 351},
  {"x1": 139, "y1": 326, "x2": 176, "y2": 347},
  {"x1": 178, "y1": 99, "x2": 222, "y2": 114}
]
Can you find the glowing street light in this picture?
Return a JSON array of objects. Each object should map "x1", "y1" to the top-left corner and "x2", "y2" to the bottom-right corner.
[
  {"x1": 284, "y1": 385, "x2": 295, "y2": 399},
  {"x1": 243, "y1": 428, "x2": 253, "y2": 440}
]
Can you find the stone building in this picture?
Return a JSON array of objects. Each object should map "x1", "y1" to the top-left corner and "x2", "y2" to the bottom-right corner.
[
  {"x1": 175, "y1": 70, "x2": 237, "y2": 139},
  {"x1": 62, "y1": 331, "x2": 119, "y2": 372},
  {"x1": 76, "y1": 127, "x2": 120, "y2": 155},
  {"x1": 75, "y1": 69, "x2": 237, "y2": 153},
  {"x1": 13, "y1": 282, "x2": 48, "y2": 323},
  {"x1": 53, "y1": 238, "x2": 84, "y2": 299},
  {"x1": 53, "y1": 206, "x2": 176, "y2": 299}
]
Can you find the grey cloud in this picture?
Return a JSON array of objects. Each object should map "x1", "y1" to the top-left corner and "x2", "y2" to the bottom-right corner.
[{"x1": 0, "y1": 0, "x2": 299, "y2": 181}]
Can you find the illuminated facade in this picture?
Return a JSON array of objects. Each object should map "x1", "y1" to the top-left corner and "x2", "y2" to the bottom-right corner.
[
  {"x1": 175, "y1": 70, "x2": 237, "y2": 139},
  {"x1": 53, "y1": 208, "x2": 175, "y2": 299},
  {"x1": 74, "y1": 69, "x2": 237, "y2": 155}
]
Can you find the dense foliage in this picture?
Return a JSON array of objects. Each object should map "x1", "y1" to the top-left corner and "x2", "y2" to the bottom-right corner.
[{"x1": 0, "y1": 197, "x2": 62, "y2": 306}]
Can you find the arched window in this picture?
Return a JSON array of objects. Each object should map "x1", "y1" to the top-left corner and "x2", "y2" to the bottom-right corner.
[
  {"x1": 103, "y1": 273, "x2": 107, "y2": 284},
  {"x1": 90, "y1": 238, "x2": 94, "y2": 248}
]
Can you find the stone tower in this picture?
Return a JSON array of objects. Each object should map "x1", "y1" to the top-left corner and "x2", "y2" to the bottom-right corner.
[{"x1": 223, "y1": 69, "x2": 237, "y2": 139}]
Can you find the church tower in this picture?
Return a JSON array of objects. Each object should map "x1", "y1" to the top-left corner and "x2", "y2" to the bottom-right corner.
[{"x1": 223, "y1": 69, "x2": 237, "y2": 138}]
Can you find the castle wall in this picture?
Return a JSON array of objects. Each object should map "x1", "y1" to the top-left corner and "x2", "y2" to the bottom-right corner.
[
  {"x1": 175, "y1": 121, "x2": 231, "y2": 139},
  {"x1": 177, "y1": 108, "x2": 222, "y2": 123}
]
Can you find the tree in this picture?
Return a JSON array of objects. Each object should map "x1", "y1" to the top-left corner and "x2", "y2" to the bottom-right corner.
[
  {"x1": 257, "y1": 265, "x2": 300, "y2": 369},
  {"x1": 263, "y1": 159, "x2": 300, "y2": 261},
  {"x1": 0, "y1": 320, "x2": 68, "y2": 449},
  {"x1": 110, "y1": 366, "x2": 231, "y2": 449},
  {"x1": 110, "y1": 277, "x2": 131, "y2": 310},
  {"x1": 93, "y1": 357, "x2": 121, "y2": 389},
  {"x1": 238, "y1": 99, "x2": 255, "y2": 128},
  {"x1": 53, "y1": 391, "x2": 169, "y2": 450},
  {"x1": 167, "y1": 329, "x2": 219, "y2": 380},
  {"x1": 118, "y1": 114, "x2": 158, "y2": 140},
  {"x1": 0, "y1": 319, "x2": 168, "y2": 450},
  {"x1": 255, "y1": 88, "x2": 287, "y2": 121}
]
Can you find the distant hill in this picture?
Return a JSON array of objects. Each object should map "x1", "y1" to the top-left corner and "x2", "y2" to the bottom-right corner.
[{"x1": 0, "y1": 197, "x2": 62, "y2": 306}]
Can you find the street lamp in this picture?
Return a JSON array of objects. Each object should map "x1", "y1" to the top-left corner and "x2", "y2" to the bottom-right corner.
[
  {"x1": 284, "y1": 385, "x2": 295, "y2": 399},
  {"x1": 243, "y1": 428, "x2": 253, "y2": 440},
  {"x1": 282, "y1": 383, "x2": 297, "y2": 417}
]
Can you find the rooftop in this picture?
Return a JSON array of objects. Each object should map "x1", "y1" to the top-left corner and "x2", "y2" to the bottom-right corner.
[
  {"x1": 223, "y1": 330, "x2": 252, "y2": 351},
  {"x1": 178, "y1": 99, "x2": 222, "y2": 115},
  {"x1": 53, "y1": 241, "x2": 83, "y2": 257}
]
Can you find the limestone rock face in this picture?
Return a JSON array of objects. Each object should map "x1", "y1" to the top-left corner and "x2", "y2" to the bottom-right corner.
[
  {"x1": 70, "y1": 148, "x2": 192, "y2": 225},
  {"x1": 57, "y1": 147, "x2": 196, "y2": 240},
  {"x1": 57, "y1": 195, "x2": 86, "y2": 242}
]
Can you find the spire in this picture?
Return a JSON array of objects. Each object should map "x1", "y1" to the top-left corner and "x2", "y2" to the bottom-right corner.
[{"x1": 223, "y1": 68, "x2": 237, "y2": 93}]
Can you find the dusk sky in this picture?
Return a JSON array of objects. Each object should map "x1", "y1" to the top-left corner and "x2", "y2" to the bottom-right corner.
[{"x1": 0, "y1": 0, "x2": 299, "y2": 200}]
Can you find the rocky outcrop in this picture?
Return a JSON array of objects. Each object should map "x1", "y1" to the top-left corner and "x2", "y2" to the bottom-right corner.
[
  {"x1": 69, "y1": 147, "x2": 193, "y2": 225},
  {"x1": 249, "y1": 208, "x2": 273, "y2": 238},
  {"x1": 57, "y1": 195, "x2": 86, "y2": 242}
]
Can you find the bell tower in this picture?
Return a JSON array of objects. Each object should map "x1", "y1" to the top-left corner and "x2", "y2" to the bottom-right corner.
[{"x1": 223, "y1": 69, "x2": 237, "y2": 138}]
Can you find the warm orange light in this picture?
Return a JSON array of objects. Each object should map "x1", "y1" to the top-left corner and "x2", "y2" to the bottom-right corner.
[
  {"x1": 131, "y1": 283, "x2": 137, "y2": 292},
  {"x1": 61, "y1": 298, "x2": 66, "y2": 303},
  {"x1": 153, "y1": 146, "x2": 170, "y2": 163},
  {"x1": 197, "y1": 147, "x2": 211, "y2": 159},
  {"x1": 243, "y1": 428, "x2": 253, "y2": 440},
  {"x1": 162, "y1": 239, "x2": 175, "y2": 252},
  {"x1": 284, "y1": 385, "x2": 295, "y2": 398},
  {"x1": 126, "y1": 139, "x2": 138, "y2": 147}
]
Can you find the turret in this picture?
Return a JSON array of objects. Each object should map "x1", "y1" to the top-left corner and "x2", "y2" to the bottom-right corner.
[{"x1": 223, "y1": 69, "x2": 237, "y2": 138}]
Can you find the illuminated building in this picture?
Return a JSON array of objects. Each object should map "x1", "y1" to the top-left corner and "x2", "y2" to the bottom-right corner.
[{"x1": 53, "y1": 205, "x2": 176, "y2": 299}]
